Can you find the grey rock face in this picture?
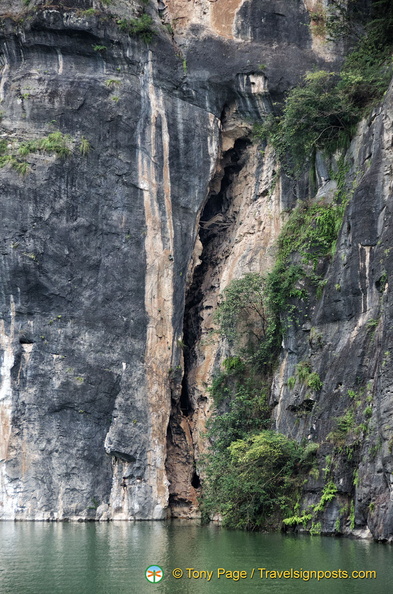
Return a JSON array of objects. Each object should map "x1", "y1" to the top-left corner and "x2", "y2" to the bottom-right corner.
[
  {"x1": 0, "y1": 4, "x2": 213, "y2": 520},
  {"x1": 271, "y1": 84, "x2": 393, "y2": 541},
  {"x1": 235, "y1": 0, "x2": 310, "y2": 45}
]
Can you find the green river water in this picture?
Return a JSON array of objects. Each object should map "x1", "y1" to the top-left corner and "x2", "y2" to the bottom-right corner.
[{"x1": 0, "y1": 521, "x2": 391, "y2": 593}]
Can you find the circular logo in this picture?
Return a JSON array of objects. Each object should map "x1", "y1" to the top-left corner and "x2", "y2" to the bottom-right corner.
[{"x1": 145, "y1": 565, "x2": 164, "y2": 583}]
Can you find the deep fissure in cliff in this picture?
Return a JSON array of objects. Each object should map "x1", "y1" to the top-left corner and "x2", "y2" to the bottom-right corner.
[
  {"x1": 182, "y1": 137, "x2": 251, "y2": 389},
  {"x1": 165, "y1": 136, "x2": 251, "y2": 516}
]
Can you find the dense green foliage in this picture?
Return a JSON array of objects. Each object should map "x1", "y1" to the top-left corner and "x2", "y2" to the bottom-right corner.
[
  {"x1": 208, "y1": 368, "x2": 271, "y2": 449},
  {"x1": 327, "y1": 0, "x2": 393, "y2": 47},
  {"x1": 286, "y1": 480, "x2": 340, "y2": 535},
  {"x1": 116, "y1": 14, "x2": 153, "y2": 43},
  {"x1": 283, "y1": 480, "x2": 337, "y2": 533},
  {"x1": 202, "y1": 278, "x2": 287, "y2": 528},
  {"x1": 255, "y1": 0, "x2": 393, "y2": 173},
  {"x1": 287, "y1": 361, "x2": 323, "y2": 392},
  {"x1": 18, "y1": 132, "x2": 72, "y2": 158},
  {"x1": 264, "y1": 191, "x2": 348, "y2": 341},
  {"x1": 256, "y1": 71, "x2": 356, "y2": 172},
  {"x1": 202, "y1": 430, "x2": 315, "y2": 530},
  {"x1": 214, "y1": 274, "x2": 266, "y2": 349},
  {"x1": 214, "y1": 273, "x2": 280, "y2": 370}
]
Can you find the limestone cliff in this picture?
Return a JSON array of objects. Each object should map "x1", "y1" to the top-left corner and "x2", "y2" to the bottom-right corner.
[
  {"x1": 0, "y1": 0, "x2": 392, "y2": 542},
  {"x1": 271, "y1": 83, "x2": 393, "y2": 541}
]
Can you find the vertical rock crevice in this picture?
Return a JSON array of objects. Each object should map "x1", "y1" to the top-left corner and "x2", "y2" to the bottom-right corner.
[{"x1": 165, "y1": 131, "x2": 252, "y2": 518}]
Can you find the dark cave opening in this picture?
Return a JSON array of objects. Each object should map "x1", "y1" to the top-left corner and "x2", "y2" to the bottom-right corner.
[
  {"x1": 199, "y1": 137, "x2": 251, "y2": 244},
  {"x1": 191, "y1": 471, "x2": 201, "y2": 489},
  {"x1": 179, "y1": 374, "x2": 192, "y2": 416},
  {"x1": 182, "y1": 137, "x2": 251, "y2": 375}
]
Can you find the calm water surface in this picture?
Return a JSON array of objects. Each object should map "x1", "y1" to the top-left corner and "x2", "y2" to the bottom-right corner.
[{"x1": 0, "y1": 521, "x2": 392, "y2": 593}]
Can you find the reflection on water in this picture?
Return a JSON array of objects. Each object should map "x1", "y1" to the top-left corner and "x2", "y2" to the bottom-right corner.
[{"x1": 0, "y1": 521, "x2": 392, "y2": 593}]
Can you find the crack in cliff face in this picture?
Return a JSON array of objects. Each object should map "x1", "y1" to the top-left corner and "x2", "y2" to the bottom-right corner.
[
  {"x1": 165, "y1": 133, "x2": 251, "y2": 518},
  {"x1": 183, "y1": 136, "x2": 251, "y2": 382}
]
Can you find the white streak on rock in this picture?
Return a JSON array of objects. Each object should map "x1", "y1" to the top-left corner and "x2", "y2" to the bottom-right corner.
[{"x1": 0, "y1": 298, "x2": 16, "y2": 519}]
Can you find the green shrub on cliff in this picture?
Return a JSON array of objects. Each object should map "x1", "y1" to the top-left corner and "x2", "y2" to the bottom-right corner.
[
  {"x1": 255, "y1": 0, "x2": 393, "y2": 173},
  {"x1": 212, "y1": 272, "x2": 282, "y2": 373},
  {"x1": 280, "y1": 71, "x2": 356, "y2": 171},
  {"x1": 262, "y1": 196, "x2": 347, "y2": 340},
  {"x1": 202, "y1": 430, "x2": 314, "y2": 530},
  {"x1": 18, "y1": 132, "x2": 72, "y2": 157},
  {"x1": 116, "y1": 14, "x2": 153, "y2": 43},
  {"x1": 207, "y1": 373, "x2": 271, "y2": 450},
  {"x1": 0, "y1": 131, "x2": 90, "y2": 175},
  {"x1": 215, "y1": 274, "x2": 268, "y2": 354}
]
